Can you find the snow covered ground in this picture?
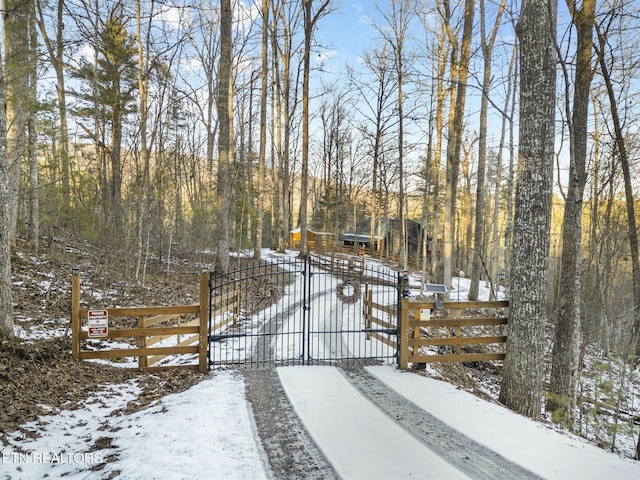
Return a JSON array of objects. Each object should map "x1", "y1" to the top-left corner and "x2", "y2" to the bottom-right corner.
[
  {"x1": 3, "y1": 364, "x2": 639, "y2": 479},
  {"x1": 4, "y1": 251, "x2": 639, "y2": 478},
  {"x1": 1, "y1": 370, "x2": 269, "y2": 480}
]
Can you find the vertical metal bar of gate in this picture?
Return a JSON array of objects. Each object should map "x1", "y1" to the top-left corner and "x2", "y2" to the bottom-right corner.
[
  {"x1": 302, "y1": 256, "x2": 309, "y2": 365},
  {"x1": 207, "y1": 271, "x2": 213, "y2": 369}
]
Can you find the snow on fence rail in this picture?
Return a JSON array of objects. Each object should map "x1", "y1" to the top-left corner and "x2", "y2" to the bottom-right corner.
[
  {"x1": 398, "y1": 299, "x2": 509, "y2": 369},
  {"x1": 71, "y1": 272, "x2": 210, "y2": 372}
]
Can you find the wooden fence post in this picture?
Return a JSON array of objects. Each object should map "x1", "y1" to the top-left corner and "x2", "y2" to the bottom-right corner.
[
  {"x1": 138, "y1": 315, "x2": 148, "y2": 368},
  {"x1": 365, "y1": 286, "x2": 372, "y2": 340},
  {"x1": 398, "y1": 298, "x2": 409, "y2": 370},
  {"x1": 198, "y1": 271, "x2": 210, "y2": 373},
  {"x1": 71, "y1": 269, "x2": 80, "y2": 359},
  {"x1": 233, "y1": 283, "x2": 239, "y2": 323}
]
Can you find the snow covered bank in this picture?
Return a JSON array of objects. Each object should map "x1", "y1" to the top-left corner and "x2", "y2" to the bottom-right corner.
[{"x1": 1, "y1": 371, "x2": 269, "y2": 480}]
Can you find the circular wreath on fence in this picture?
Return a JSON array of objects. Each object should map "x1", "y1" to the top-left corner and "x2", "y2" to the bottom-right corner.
[
  {"x1": 336, "y1": 280, "x2": 361, "y2": 305},
  {"x1": 250, "y1": 277, "x2": 282, "y2": 312}
]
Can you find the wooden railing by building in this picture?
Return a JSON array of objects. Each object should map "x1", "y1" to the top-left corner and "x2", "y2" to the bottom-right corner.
[
  {"x1": 309, "y1": 251, "x2": 365, "y2": 276},
  {"x1": 398, "y1": 299, "x2": 509, "y2": 369},
  {"x1": 72, "y1": 272, "x2": 210, "y2": 372}
]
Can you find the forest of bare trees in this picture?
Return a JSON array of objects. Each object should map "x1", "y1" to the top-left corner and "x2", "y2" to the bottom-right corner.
[{"x1": 2, "y1": 0, "x2": 640, "y2": 450}]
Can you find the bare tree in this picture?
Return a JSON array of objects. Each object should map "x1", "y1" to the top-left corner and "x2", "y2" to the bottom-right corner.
[
  {"x1": 299, "y1": 0, "x2": 331, "y2": 258},
  {"x1": 215, "y1": 0, "x2": 233, "y2": 273},
  {"x1": 489, "y1": 41, "x2": 518, "y2": 300},
  {"x1": 27, "y1": 4, "x2": 39, "y2": 250},
  {"x1": 415, "y1": 2, "x2": 452, "y2": 281},
  {"x1": 440, "y1": 0, "x2": 475, "y2": 291},
  {"x1": 254, "y1": 0, "x2": 270, "y2": 259},
  {"x1": 272, "y1": 0, "x2": 303, "y2": 253},
  {"x1": 548, "y1": 0, "x2": 596, "y2": 429},
  {"x1": 35, "y1": 0, "x2": 70, "y2": 210},
  {"x1": 595, "y1": 17, "x2": 640, "y2": 362},
  {"x1": 348, "y1": 46, "x2": 397, "y2": 256},
  {"x1": 3, "y1": 0, "x2": 33, "y2": 242},
  {"x1": 375, "y1": 0, "x2": 413, "y2": 270},
  {"x1": 468, "y1": 0, "x2": 506, "y2": 301},
  {"x1": 499, "y1": 0, "x2": 557, "y2": 419},
  {"x1": 0, "y1": 45, "x2": 13, "y2": 338},
  {"x1": 134, "y1": 0, "x2": 153, "y2": 280}
]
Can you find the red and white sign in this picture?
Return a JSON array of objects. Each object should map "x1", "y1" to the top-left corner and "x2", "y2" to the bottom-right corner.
[{"x1": 87, "y1": 310, "x2": 109, "y2": 338}]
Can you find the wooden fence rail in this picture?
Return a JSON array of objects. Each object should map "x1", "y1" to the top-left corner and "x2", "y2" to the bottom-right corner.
[
  {"x1": 363, "y1": 286, "x2": 398, "y2": 349},
  {"x1": 398, "y1": 299, "x2": 509, "y2": 369},
  {"x1": 72, "y1": 272, "x2": 210, "y2": 372}
]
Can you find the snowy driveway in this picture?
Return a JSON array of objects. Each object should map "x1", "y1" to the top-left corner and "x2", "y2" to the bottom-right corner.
[
  {"x1": 3, "y1": 364, "x2": 640, "y2": 479},
  {"x1": 278, "y1": 365, "x2": 640, "y2": 480},
  {"x1": 279, "y1": 366, "x2": 474, "y2": 479}
]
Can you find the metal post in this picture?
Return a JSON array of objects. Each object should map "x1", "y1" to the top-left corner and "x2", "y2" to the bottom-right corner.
[{"x1": 396, "y1": 272, "x2": 403, "y2": 365}]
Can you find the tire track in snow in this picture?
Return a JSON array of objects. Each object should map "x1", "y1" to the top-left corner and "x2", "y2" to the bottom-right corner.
[
  {"x1": 340, "y1": 367, "x2": 543, "y2": 480},
  {"x1": 244, "y1": 368, "x2": 339, "y2": 480}
]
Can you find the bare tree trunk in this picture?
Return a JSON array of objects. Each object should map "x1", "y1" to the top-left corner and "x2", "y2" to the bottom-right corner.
[
  {"x1": 595, "y1": 25, "x2": 640, "y2": 362},
  {"x1": 376, "y1": 0, "x2": 412, "y2": 270},
  {"x1": 255, "y1": 0, "x2": 270, "y2": 259},
  {"x1": 27, "y1": 101, "x2": 38, "y2": 251},
  {"x1": 134, "y1": 0, "x2": 154, "y2": 282},
  {"x1": 300, "y1": 0, "x2": 331, "y2": 259},
  {"x1": 442, "y1": 0, "x2": 474, "y2": 293},
  {"x1": 469, "y1": 0, "x2": 505, "y2": 301},
  {"x1": 27, "y1": 3, "x2": 38, "y2": 250},
  {"x1": 548, "y1": 0, "x2": 596, "y2": 429},
  {"x1": 394, "y1": 2, "x2": 408, "y2": 271},
  {"x1": 35, "y1": 0, "x2": 70, "y2": 210},
  {"x1": 3, "y1": 0, "x2": 31, "y2": 243},
  {"x1": 432, "y1": 30, "x2": 448, "y2": 281},
  {"x1": 490, "y1": 43, "x2": 517, "y2": 299},
  {"x1": 300, "y1": 2, "x2": 311, "y2": 259},
  {"x1": 0, "y1": 45, "x2": 14, "y2": 338},
  {"x1": 421, "y1": 93, "x2": 435, "y2": 289},
  {"x1": 215, "y1": 0, "x2": 233, "y2": 273},
  {"x1": 499, "y1": 0, "x2": 557, "y2": 420}
]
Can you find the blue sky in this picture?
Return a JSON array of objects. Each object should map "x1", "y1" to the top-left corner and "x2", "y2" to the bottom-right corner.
[{"x1": 315, "y1": 2, "x2": 383, "y2": 71}]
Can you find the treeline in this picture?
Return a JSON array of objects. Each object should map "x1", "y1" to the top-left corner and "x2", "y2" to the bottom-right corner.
[{"x1": 0, "y1": 0, "x2": 639, "y2": 450}]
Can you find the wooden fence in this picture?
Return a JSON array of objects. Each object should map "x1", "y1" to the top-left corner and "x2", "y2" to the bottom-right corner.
[
  {"x1": 398, "y1": 299, "x2": 509, "y2": 369},
  {"x1": 309, "y1": 251, "x2": 365, "y2": 275},
  {"x1": 363, "y1": 285, "x2": 398, "y2": 349},
  {"x1": 72, "y1": 272, "x2": 210, "y2": 372}
]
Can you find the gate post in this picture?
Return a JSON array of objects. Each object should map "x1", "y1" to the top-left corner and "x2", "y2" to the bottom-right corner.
[
  {"x1": 198, "y1": 270, "x2": 209, "y2": 373},
  {"x1": 398, "y1": 298, "x2": 409, "y2": 369},
  {"x1": 71, "y1": 268, "x2": 80, "y2": 360}
]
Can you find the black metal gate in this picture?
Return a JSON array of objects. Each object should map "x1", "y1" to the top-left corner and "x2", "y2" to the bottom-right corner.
[{"x1": 207, "y1": 252, "x2": 401, "y2": 368}]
